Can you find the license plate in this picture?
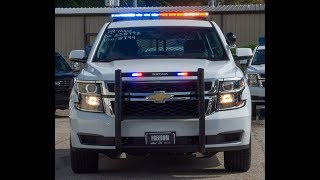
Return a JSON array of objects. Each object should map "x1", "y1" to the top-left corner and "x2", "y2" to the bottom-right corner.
[{"x1": 145, "y1": 132, "x2": 175, "y2": 145}]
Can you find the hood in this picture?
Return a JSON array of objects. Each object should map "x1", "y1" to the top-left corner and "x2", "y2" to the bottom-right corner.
[
  {"x1": 77, "y1": 59, "x2": 239, "y2": 81},
  {"x1": 246, "y1": 64, "x2": 265, "y2": 74},
  {"x1": 55, "y1": 70, "x2": 76, "y2": 79}
]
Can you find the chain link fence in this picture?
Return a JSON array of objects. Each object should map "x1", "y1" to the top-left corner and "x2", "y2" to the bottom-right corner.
[
  {"x1": 55, "y1": 0, "x2": 264, "y2": 8},
  {"x1": 55, "y1": 0, "x2": 210, "y2": 8}
]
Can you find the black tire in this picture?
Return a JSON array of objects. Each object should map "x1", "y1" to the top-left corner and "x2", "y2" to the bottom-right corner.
[
  {"x1": 251, "y1": 103, "x2": 256, "y2": 120},
  {"x1": 224, "y1": 142, "x2": 251, "y2": 172},
  {"x1": 70, "y1": 145, "x2": 98, "y2": 173}
]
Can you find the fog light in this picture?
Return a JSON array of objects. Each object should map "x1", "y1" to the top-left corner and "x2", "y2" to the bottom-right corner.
[
  {"x1": 219, "y1": 94, "x2": 234, "y2": 104},
  {"x1": 85, "y1": 96, "x2": 100, "y2": 106}
]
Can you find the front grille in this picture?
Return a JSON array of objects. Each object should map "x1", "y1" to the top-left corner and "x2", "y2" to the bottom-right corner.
[
  {"x1": 107, "y1": 81, "x2": 212, "y2": 93},
  {"x1": 122, "y1": 136, "x2": 199, "y2": 146},
  {"x1": 55, "y1": 79, "x2": 73, "y2": 87},
  {"x1": 112, "y1": 100, "x2": 209, "y2": 119},
  {"x1": 78, "y1": 133, "x2": 243, "y2": 146}
]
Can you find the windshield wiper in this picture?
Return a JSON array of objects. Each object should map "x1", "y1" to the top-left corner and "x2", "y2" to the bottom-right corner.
[{"x1": 97, "y1": 58, "x2": 128, "y2": 62}]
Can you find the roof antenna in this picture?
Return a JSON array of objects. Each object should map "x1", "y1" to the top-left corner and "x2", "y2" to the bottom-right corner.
[
  {"x1": 133, "y1": 0, "x2": 137, "y2": 7},
  {"x1": 105, "y1": 0, "x2": 120, "y2": 7},
  {"x1": 209, "y1": 0, "x2": 219, "y2": 7}
]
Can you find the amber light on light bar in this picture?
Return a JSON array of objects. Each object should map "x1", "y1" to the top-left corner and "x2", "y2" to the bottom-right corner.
[{"x1": 160, "y1": 12, "x2": 208, "y2": 17}]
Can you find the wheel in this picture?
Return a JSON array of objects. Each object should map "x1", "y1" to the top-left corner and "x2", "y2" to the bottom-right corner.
[
  {"x1": 70, "y1": 144, "x2": 98, "y2": 173},
  {"x1": 251, "y1": 103, "x2": 256, "y2": 120},
  {"x1": 224, "y1": 142, "x2": 251, "y2": 172}
]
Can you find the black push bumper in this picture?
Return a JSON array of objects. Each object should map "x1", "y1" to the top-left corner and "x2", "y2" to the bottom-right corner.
[{"x1": 114, "y1": 68, "x2": 206, "y2": 154}]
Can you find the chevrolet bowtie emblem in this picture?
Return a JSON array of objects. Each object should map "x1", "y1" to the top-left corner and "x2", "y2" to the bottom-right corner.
[{"x1": 147, "y1": 91, "x2": 174, "y2": 103}]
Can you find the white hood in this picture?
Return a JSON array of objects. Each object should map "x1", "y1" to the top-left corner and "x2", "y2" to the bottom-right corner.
[
  {"x1": 246, "y1": 64, "x2": 265, "y2": 74},
  {"x1": 77, "y1": 59, "x2": 240, "y2": 81}
]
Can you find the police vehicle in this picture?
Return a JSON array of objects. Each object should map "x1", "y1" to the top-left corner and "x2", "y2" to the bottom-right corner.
[
  {"x1": 68, "y1": 11, "x2": 253, "y2": 173},
  {"x1": 245, "y1": 37, "x2": 265, "y2": 117}
]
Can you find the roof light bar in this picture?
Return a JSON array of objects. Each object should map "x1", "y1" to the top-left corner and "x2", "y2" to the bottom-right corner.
[{"x1": 111, "y1": 12, "x2": 208, "y2": 20}]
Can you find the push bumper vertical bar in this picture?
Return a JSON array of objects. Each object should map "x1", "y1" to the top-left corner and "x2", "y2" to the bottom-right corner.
[
  {"x1": 114, "y1": 69, "x2": 122, "y2": 153},
  {"x1": 197, "y1": 68, "x2": 205, "y2": 153}
]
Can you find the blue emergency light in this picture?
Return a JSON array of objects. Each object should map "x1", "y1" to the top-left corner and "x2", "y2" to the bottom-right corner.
[{"x1": 111, "y1": 13, "x2": 160, "y2": 18}]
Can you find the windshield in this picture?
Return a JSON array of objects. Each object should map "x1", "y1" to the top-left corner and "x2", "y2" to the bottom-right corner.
[
  {"x1": 93, "y1": 27, "x2": 228, "y2": 62},
  {"x1": 55, "y1": 54, "x2": 72, "y2": 72},
  {"x1": 251, "y1": 49, "x2": 265, "y2": 65}
]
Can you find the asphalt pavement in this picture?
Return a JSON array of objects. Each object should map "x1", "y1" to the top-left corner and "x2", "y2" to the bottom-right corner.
[{"x1": 55, "y1": 109, "x2": 265, "y2": 180}]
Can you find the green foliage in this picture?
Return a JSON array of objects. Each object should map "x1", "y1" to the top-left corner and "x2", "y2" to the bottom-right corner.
[
  {"x1": 242, "y1": 43, "x2": 258, "y2": 50},
  {"x1": 230, "y1": 48, "x2": 236, "y2": 55}
]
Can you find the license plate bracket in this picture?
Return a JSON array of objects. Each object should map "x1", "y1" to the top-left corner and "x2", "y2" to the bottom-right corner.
[{"x1": 145, "y1": 132, "x2": 176, "y2": 145}]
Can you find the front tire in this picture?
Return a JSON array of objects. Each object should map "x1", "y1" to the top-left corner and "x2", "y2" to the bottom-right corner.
[
  {"x1": 224, "y1": 142, "x2": 251, "y2": 172},
  {"x1": 70, "y1": 144, "x2": 98, "y2": 173}
]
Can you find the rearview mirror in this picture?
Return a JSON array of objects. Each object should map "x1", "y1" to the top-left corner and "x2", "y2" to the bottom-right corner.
[{"x1": 69, "y1": 50, "x2": 86, "y2": 63}]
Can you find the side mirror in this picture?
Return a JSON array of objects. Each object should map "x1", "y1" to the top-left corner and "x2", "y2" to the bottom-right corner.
[
  {"x1": 236, "y1": 48, "x2": 253, "y2": 60},
  {"x1": 240, "y1": 59, "x2": 248, "y2": 65},
  {"x1": 69, "y1": 50, "x2": 86, "y2": 63},
  {"x1": 226, "y1": 32, "x2": 236, "y2": 48},
  {"x1": 72, "y1": 62, "x2": 80, "y2": 72}
]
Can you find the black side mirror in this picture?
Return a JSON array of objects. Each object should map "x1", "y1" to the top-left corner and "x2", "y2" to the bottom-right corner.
[
  {"x1": 72, "y1": 62, "x2": 81, "y2": 72},
  {"x1": 226, "y1": 32, "x2": 236, "y2": 48}
]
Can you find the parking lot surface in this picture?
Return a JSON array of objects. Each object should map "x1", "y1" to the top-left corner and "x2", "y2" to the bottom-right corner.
[{"x1": 55, "y1": 109, "x2": 265, "y2": 179}]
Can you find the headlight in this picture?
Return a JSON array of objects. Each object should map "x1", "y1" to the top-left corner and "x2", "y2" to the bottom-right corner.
[
  {"x1": 216, "y1": 78, "x2": 246, "y2": 110},
  {"x1": 74, "y1": 81, "x2": 104, "y2": 112},
  {"x1": 219, "y1": 79, "x2": 245, "y2": 92},
  {"x1": 77, "y1": 82, "x2": 102, "y2": 94},
  {"x1": 247, "y1": 73, "x2": 259, "y2": 87}
]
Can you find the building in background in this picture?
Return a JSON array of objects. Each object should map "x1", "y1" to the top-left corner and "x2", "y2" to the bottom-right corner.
[{"x1": 55, "y1": 4, "x2": 265, "y2": 60}]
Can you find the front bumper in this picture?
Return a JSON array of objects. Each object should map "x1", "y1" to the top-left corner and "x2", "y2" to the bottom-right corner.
[
  {"x1": 249, "y1": 86, "x2": 265, "y2": 103},
  {"x1": 71, "y1": 144, "x2": 250, "y2": 154},
  {"x1": 70, "y1": 69, "x2": 251, "y2": 154},
  {"x1": 69, "y1": 101, "x2": 251, "y2": 153},
  {"x1": 55, "y1": 91, "x2": 71, "y2": 109}
]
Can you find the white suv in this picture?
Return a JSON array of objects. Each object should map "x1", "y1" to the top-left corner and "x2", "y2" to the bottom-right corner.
[
  {"x1": 68, "y1": 12, "x2": 253, "y2": 173},
  {"x1": 245, "y1": 45, "x2": 265, "y2": 103}
]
